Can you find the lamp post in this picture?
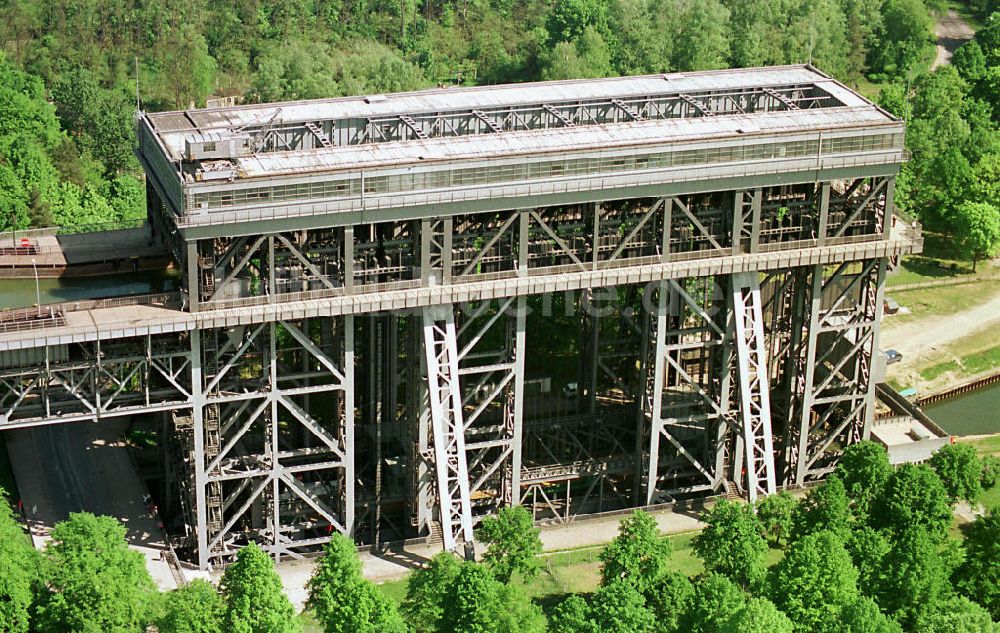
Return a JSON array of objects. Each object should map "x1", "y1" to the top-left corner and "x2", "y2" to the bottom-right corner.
[{"x1": 31, "y1": 258, "x2": 40, "y2": 316}]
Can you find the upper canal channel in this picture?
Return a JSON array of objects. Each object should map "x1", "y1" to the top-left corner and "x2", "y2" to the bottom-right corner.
[{"x1": 0, "y1": 269, "x2": 179, "y2": 311}]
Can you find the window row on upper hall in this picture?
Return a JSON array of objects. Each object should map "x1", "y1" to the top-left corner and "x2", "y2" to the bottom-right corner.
[{"x1": 188, "y1": 133, "x2": 902, "y2": 211}]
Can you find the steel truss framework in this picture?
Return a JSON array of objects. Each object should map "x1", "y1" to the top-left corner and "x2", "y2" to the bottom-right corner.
[
  {"x1": 239, "y1": 84, "x2": 839, "y2": 154},
  {"x1": 0, "y1": 173, "x2": 910, "y2": 567}
]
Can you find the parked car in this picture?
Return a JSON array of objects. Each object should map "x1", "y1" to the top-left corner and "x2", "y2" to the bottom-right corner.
[
  {"x1": 884, "y1": 349, "x2": 902, "y2": 364},
  {"x1": 561, "y1": 382, "x2": 579, "y2": 398}
]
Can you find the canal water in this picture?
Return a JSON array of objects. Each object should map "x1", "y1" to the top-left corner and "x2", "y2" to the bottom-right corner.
[
  {"x1": 924, "y1": 383, "x2": 1000, "y2": 436},
  {"x1": 0, "y1": 270, "x2": 180, "y2": 310}
]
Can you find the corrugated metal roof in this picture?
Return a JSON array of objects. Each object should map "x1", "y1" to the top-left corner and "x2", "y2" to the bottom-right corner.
[
  {"x1": 142, "y1": 65, "x2": 897, "y2": 180},
  {"x1": 232, "y1": 107, "x2": 898, "y2": 179},
  {"x1": 148, "y1": 65, "x2": 869, "y2": 134}
]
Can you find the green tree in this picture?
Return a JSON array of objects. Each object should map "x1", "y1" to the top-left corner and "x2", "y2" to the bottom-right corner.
[
  {"x1": 0, "y1": 486, "x2": 38, "y2": 633},
  {"x1": 784, "y1": 0, "x2": 851, "y2": 78},
  {"x1": 768, "y1": 530, "x2": 859, "y2": 632},
  {"x1": 719, "y1": 597, "x2": 793, "y2": 633},
  {"x1": 36, "y1": 512, "x2": 156, "y2": 633},
  {"x1": 307, "y1": 534, "x2": 405, "y2": 633},
  {"x1": 476, "y1": 506, "x2": 542, "y2": 583},
  {"x1": 955, "y1": 508, "x2": 1000, "y2": 619},
  {"x1": 681, "y1": 573, "x2": 747, "y2": 633},
  {"x1": 828, "y1": 597, "x2": 904, "y2": 633},
  {"x1": 646, "y1": 571, "x2": 695, "y2": 633},
  {"x1": 549, "y1": 595, "x2": 596, "y2": 633},
  {"x1": 845, "y1": 527, "x2": 892, "y2": 593},
  {"x1": 402, "y1": 552, "x2": 462, "y2": 632},
  {"x1": 835, "y1": 441, "x2": 893, "y2": 520},
  {"x1": 756, "y1": 490, "x2": 797, "y2": 546},
  {"x1": 220, "y1": 542, "x2": 301, "y2": 633},
  {"x1": 671, "y1": 0, "x2": 731, "y2": 71},
  {"x1": 541, "y1": 26, "x2": 614, "y2": 79},
  {"x1": 952, "y1": 40, "x2": 988, "y2": 83},
  {"x1": 693, "y1": 500, "x2": 767, "y2": 590},
  {"x1": 792, "y1": 476, "x2": 851, "y2": 540},
  {"x1": 599, "y1": 510, "x2": 672, "y2": 595},
  {"x1": 981, "y1": 454, "x2": 1000, "y2": 491},
  {"x1": 952, "y1": 201, "x2": 1000, "y2": 272},
  {"x1": 160, "y1": 24, "x2": 218, "y2": 108},
  {"x1": 930, "y1": 443, "x2": 985, "y2": 504},
  {"x1": 588, "y1": 581, "x2": 655, "y2": 633},
  {"x1": 915, "y1": 596, "x2": 999, "y2": 633},
  {"x1": 546, "y1": 0, "x2": 610, "y2": 42},
  {"x1": 439, "y1": 562, "x2": 545, "y2": 633},
  {"x1": 871, "y1": 463, "x2": 953, "y2": 539},
  {"x1": 874, "y1": 0, "x2": 933, "y2": 76},
  {"x1": 875, "y1": 526, "x2": 955, "y2": 628},
  {"x1": 158, "y1": 579, "x2": 225, "y2": 633}
]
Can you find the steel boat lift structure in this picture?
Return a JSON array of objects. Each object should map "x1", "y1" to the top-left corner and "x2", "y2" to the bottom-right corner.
[{"x1": 0, "y1": 65, "x2": 921, "y2": 568}]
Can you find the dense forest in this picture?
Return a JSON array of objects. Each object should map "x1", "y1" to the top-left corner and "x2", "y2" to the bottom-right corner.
[
  {"x1": 1, "y1": 0, "x2": 998, "y2": 266},
  {"x1": 1, "y1": 441, "x2": 997, "y2": 632}
]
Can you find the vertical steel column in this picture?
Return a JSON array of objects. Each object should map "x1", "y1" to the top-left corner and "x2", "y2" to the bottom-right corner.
[
  {"x1": 422, "y1": 305, "x2": 475, "y2": 558},
  {"x1": 795, "y1": 265, "x2": 824, "y2": 486},
  {"x1": 861, "y1": 259, "x2": 888, "y2": 440},
  {"x1": 189, "y1": 329, "x2": 209, "y2": 568},
  {"x1": 268, "y1": 322, "x2": 280, "y2": 557},
  {"x1": 508, "y1": 298, "x2": 527, "y2": 505},
  {"x1": 344, "y1": 315, "x2": 356, "y2": 536},
  {"x1": 186, "y1": 242, "x2": 200, "y2": 313},
  {"x1": 642, "y1": 283, "x2": 668, "y2": 504},
  {"x1": 730, "y1": 272, "x2": 777, "y2": 501}
]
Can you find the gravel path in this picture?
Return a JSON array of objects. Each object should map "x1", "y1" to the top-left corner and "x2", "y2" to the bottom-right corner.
[
  {"x1": 880, "y1": 287, "x2": 1000, "y2": 364},
  {"x1": 931, "y1": 10, "x2": 975, "y2": 71}
]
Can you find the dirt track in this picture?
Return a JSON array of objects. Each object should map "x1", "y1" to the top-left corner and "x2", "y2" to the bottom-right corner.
[
  {"x1": 931, "y1": 10, "x2": 975, "y2": 71},
  {"x1": 880, "y1": 287, "x2": 1000, "y2": 365}
]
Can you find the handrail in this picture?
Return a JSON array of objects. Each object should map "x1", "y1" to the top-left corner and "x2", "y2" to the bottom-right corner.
[{"x1": 170, "y1": 150, "x2": 907, "y2": 227}]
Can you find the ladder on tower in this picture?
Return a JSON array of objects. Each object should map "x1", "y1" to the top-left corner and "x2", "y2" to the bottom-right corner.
[
  {"x1": 731, "y1": 273, "x2": 777, "y2": 502},
  {"x1": 421, "y1": 305, "x2": 476, "y2": 560}
]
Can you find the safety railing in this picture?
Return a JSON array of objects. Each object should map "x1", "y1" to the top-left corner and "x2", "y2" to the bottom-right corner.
[{"x1": 170, "y1": 150, "x2": 907, "y2": 227}]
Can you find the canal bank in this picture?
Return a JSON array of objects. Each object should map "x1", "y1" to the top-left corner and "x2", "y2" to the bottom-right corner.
[{"x1": 923, "y1": 374, "x2": 1000, "y2": 437}]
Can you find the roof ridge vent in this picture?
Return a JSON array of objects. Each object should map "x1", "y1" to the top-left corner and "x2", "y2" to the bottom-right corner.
[{"x1": 364, "y1": 95, "x2": 387, "y2": 104}]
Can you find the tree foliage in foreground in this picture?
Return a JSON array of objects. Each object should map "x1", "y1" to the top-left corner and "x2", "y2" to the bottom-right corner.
[
  {"x1": 756, "y1": 490, "x2": 797, "y2": 546},
  {"x1": 871, "y1": 463, "x2": 954, "y2": 539},
  {"x1": 835, "y1": 441, "x2": 893, "y2": 520},
  {"x1": 0, "y1": 487, "x2": 39, "y2": 633},
  {"x1": 955, "y1": 508, "x2": 1000, "y2": 620},
  {"x1": 402, "y1": 552, "x2": 462, "y2": 633},
  {"x1": 768, "y1": 530, "x2": 859, "y2": 632},
  {"x1": 598, "y1": 510, "x2": 672, "y2": 596},
  {"x1": 307, "y1": 533, "x2": 406, "y2": 633},
  {"x1": 929, "y1": 443, "x2": 984, "y2": 505},
  {"x1": 439, "y1": 562, "x2": 545, "y2": 633},
  {"x1": 719, "y1": 596, "x2": 793, "y2": 633},
  {"x1": 220, "y1": 542, "x2": 301, "y2": 633},
  {"x1": 35, "y1": 512, "x2": 156, "y2": 633},
  {"x1": 693, "y1": 499, "x2": 767, "y2": 590},
  {"x1": 157, "y1": 579, "x2": 225, "y2": 633},
  {"x1": 476, "y1": 506, "x2": 543, "y2": 583}
]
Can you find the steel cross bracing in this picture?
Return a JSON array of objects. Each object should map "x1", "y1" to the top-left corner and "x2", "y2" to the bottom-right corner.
[
  {"x1": 0, "y1": 170, "x2": 921, "y2": 569},
  {"x1": 228, "y1": 83, "x2": 838, "y2": 155},
  {"x1": 185, "y1": 319, "x2": 356, "y2": 567},
  {"x1": 421, "y1": 306, "x2": 476, "y2": 558},
  {"x1": 729, "y1": 273, "x2": 777, "y2": 501}
]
